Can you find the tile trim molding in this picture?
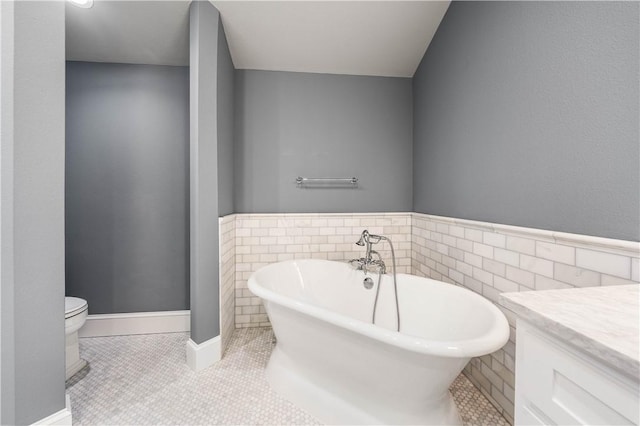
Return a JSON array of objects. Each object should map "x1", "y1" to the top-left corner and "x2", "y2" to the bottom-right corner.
[
  {"x1": 31, "y1": 394, "x2": 72, "y2": 425},
  {"x1": 412, "y1": 212, "x2": 640, "y2": 256},
  {"x1": 226, "y1": 211, "x2": 639, "y2": 254},
  {"x1": 186, "y1": 336, "x2": 221, "y2": 372},
  {"x1": 230, "y1": 212, "x2": 414, "y2": 217},
  {"x1": 78, "y1": 310, "x2": 190, "y2": 338}
]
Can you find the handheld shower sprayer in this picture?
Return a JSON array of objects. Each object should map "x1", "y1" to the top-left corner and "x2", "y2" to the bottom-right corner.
[
  {"x1": 355, "y1": 229, "x2": 369, "y2": 246},
  {"x1": 356, "y1": 230, "x2": 388, "y2": 250}
]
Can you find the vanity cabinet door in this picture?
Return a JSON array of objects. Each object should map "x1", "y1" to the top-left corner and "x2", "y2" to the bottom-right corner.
[{"x1": 515, "y1": 320, "x2": 639, "y2": 426}]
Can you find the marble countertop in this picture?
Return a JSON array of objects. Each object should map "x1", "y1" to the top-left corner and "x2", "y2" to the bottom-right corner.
[{"x1": 500, "y1": 284, "x2": 639, "y2": 380}]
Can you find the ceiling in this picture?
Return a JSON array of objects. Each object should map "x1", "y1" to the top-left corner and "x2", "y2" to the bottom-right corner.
[
  {"x1": 66, "y1": 1, "x2": 191, "y2": 66},
  {"x1": 66, "y1": 0, "x2": 450, "y2": 78}
]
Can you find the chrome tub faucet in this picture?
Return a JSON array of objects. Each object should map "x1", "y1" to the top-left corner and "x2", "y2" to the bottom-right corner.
[{"x1": 350, "y1": 230, "x2": 387, "y2": 274}]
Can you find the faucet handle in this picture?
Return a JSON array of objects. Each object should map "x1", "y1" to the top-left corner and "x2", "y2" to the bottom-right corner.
[
  {"x1": 348, "y1": 258, "x2": 366, "y2": 270},
  {"x1": 370, "y1": 259, "x2": 387, "y2": 275}
]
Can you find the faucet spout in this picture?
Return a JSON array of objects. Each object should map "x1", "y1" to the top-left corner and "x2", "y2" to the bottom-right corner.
[{"x1": 356, "y1": 230, "x2": 373, "y2": 264}]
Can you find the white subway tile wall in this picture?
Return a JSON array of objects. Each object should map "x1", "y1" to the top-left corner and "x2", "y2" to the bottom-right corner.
[
  {"x1": 233, "y1": 213, "x2": 412, "y2": 328},
  {"x1": 219, "y1": 215, "x2": 236, "y2": 354},
  {"x1": 411, "y1": 213, "x2": 640, "y2": 424}
]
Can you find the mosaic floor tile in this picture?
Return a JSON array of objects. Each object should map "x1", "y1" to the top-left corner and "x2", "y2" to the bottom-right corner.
[
  {"x1": 450, "y1": 374, "x2": 509, "y2": 426},
  {"x1": 67, "y1": 328, "x2": 507, "y2": 425}
]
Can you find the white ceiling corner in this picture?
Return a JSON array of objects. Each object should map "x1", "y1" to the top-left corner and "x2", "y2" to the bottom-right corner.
[
  {"x1": 211, "y1": 0, "x2": 450, "y2": 77},
  {"x1": 65, "y1": 0, "x2": 450, "y2": 77},
  {"x1": 66, "y1": 0, "x2": 191, "y2": 66}
]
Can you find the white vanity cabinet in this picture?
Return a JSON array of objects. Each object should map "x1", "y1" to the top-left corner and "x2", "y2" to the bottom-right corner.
[
  {"x1": 515, "y1": 320, "x2": 639, "y2": 426},
  {"x1": 500, "y1": 285, "x2": 640, "y2": 426}
]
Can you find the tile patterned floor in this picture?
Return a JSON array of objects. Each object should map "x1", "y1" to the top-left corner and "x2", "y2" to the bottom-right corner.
[{"x1": 67, "y1": 328, "x2": 508, "y2": 425}]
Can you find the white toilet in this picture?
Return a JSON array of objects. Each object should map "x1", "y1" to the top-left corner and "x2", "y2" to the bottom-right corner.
[{"x1": 65, "y1": 296, "x2": 89, "y2": 380}]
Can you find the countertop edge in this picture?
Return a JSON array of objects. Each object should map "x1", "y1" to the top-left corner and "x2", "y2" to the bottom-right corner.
[{"x1": 499, "y1": 294, "x2": 640, "y2": 382}]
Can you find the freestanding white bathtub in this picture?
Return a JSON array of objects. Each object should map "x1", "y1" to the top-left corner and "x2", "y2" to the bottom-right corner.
[{"x1": 248, "y1": 259, "x2": 509, "y2": 425}]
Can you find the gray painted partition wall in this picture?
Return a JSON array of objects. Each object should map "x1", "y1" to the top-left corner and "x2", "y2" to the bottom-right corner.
[
  {"x1": 190, "y1": 1, "x2": 236, "y2": 343},
  {"x1": 413, "y1": 1, "x2": 640, "y2": 241},
  {"x1": 217, "y1": 21, "x2": 235, "y2": 217},
  {"x1": 234, "y1": 70, "x2": 413, "y2": 213},
  {"x1": 1, "y1": 2, "x2": 66, "y2": 424},
  {"x1": 65, "y1": 62, "x2": 190, "y2": 314}
]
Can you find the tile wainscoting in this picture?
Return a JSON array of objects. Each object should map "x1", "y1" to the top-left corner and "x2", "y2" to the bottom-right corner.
[
  {"x1": 411, "y1": 213, "x2": 640, "y2": 424},
  {"x1": 219, "y1": 216, "x2": 236, "y2": 354},
  {"x1": 233, "y1": 213, "x2": 412, "y2": 328},
  {"x1": 220, "y1": 212, "x2": 639, "y2": 424}
]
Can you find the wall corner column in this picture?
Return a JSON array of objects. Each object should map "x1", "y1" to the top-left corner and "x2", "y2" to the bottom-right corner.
[
  {"x1": 1, "y1": 1, "x2": 67, "y2": 423},
  {"x1": 188, "y1": 0, "x2": 222, "y2": 370}
]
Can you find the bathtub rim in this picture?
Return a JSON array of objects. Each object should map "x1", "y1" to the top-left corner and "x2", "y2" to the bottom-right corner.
[{"x1": 248, "y1": 259, "x2": 510, "y2": 358}]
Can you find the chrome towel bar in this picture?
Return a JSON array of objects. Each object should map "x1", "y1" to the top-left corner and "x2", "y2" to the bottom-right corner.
[{"x1": 296, "y1": 176, "x2": 358, "y2": 186}]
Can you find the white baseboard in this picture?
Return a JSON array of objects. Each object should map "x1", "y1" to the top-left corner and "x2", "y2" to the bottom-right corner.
[
  {"x1": 78, "y1": 310, "x2": 190, "y2": 338},
  {"x1": 186, "y1": 336, "x2": 221, "y2": 372},
  {"x1": 32, "y1": 394, "x2": 72, "y2": 425}
]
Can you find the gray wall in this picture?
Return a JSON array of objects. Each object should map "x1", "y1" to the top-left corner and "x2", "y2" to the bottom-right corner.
[
  {"x1": 0, "y1": 4, "x2": 13, "y2": 419},
  {"x1": 190, "y1": 1, "x2": 223, "y2": 343},
  {"x1": 217, "y1": 21, "x2": 235, "y2": 217},
  {"x1": 235, "y1": 70, "x2": 413, "y2": 213},
  {"x1": 65, "y1": 62, "x2": 190, "y2": 314},
  {"x1": 1, "y1": 2, "x2": 66, "y2": 423},
  {"x1": 413, "y1": 1, "x2": 640, "y2": 241}
]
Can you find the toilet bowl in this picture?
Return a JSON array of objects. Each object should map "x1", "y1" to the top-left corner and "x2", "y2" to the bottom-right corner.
[{"x1": 65, "y1": 297, "x2": 88, "y2": 380}]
